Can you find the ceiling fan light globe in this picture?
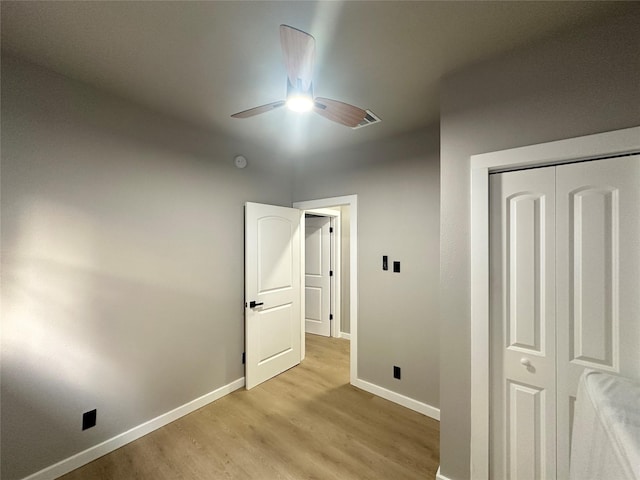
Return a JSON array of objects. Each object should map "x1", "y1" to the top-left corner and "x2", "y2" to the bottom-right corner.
[{"x1": 286, "y1": 95, "x2": 314, "y2": 113}]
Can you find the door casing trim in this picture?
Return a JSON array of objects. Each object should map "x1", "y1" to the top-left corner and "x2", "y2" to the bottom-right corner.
[
  {"x1": 294, "y1": 195, "x2": 358, "y2": 384},
  {"x1": 469, "y1": 126, "x2": 640, "y2": 479}
]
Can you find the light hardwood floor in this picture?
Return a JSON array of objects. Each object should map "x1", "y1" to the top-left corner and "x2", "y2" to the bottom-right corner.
[{"x1": 59, "y1": 334, "x2": 440, "y2": 479}]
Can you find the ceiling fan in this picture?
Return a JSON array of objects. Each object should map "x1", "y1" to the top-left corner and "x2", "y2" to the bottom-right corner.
[{"x1": 231, "y1": 25, "x2": 369, "y2": 128}]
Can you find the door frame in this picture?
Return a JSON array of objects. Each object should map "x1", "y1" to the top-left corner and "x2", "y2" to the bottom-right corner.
[
  {"x1": 469, "y1": 126, "x2": 640, "y2": 479},
  {"x1": 294, "y1": 195, "x2": 358, "y2": 384},
  {"x1": 304, "y1": 208, "x2": 342, "y2": 338}
]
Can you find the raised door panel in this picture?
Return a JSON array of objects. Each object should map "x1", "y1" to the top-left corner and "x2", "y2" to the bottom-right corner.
[
  {"x1": 258, "y1": 217, "x2": 295, "y2": 294},
  {"x1": 569, "y1": 186, "x2": 618, "y2": 369},
  {"x1": 555, "y1": 155, "x2": 640, "y2": 479},
  {"x1": 257, "y1": 304, "x2": 295, "y2": 365},
  {"x1": 490, "y1": 167, "x2": 557, "y2": 480},
  {"x1": 507, "y1": 381, "x2": 547, "y2": 480},
  {"x1": 507, "y1": 192, "x2": 546, "y2": 354}
]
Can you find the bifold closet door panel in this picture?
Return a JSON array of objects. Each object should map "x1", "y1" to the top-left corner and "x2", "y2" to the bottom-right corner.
[
  {"x1": 555, "y1": 155, "x2": 640, "y2": 479},
  {"x1": 490, "y1": 166, "x2": 557, "y2": 480}
]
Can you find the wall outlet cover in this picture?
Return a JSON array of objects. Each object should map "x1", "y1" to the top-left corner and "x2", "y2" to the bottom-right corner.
[{"x1": 82, "y1": 409, "x2": 97, "y2": 430}]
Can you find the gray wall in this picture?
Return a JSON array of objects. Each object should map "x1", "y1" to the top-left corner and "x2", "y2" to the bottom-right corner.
[
  {"x1": 439, "y1": 12, "x2": 640, "y2": 480},
  {"x1": 0, "y1": 56, "x2": 293, "y2": 480},
  {"x1": 294, "y1": 128, "x2": 441, "y2": 407}
]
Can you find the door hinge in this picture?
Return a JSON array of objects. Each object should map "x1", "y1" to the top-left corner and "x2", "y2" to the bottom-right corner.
[
  {"x1": 330, "y1": 270, "x2": 333, "y2": 277},
  {"x1": 242, "y1": 352, "x2": 245, "y2": 364},
  {"x1": 330, "y1": 314, "x2": 333, "y2": 320},
  {"x1": 330, "y1": 227, "x2": 334, "y2": 233}
]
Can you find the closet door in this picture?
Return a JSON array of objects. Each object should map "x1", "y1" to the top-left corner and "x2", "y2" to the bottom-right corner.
[
  {"x1": 490, "y1": 166, "x2": 557, "y2": 480},
  {"x1": 555, "y1": 155, "x2": 640, "y2": 479}
]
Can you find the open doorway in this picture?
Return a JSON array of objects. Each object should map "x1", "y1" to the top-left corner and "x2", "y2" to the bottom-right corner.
[
  {"x1": 304, "y1": 209, "x2": 341, "y2": 339},
  {"x1": 293, "y1": 195, "x2": 358, "y2": 384}
]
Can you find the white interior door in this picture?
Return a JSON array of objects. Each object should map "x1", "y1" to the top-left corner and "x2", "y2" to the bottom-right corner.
[
  {"x1": 245, "y1": 202, "x2": 301, "y2": 390},
  {"x1": 305, "y1": 216, "x2": 331, "y2": 337},
  {"x1": 555, "y1": 155, "x2": 640, "y2": 478},
  {"x1": 490, "y1": 155, "x2": 640, "y2": 479},
  {"x1": 490, "y1": 166, "x2": 557, "y2": 480}
]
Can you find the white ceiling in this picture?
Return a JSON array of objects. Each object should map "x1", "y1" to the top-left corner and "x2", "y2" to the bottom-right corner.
[{"x1": 2, "y1": 1, "x2": 635, "y2": 157}]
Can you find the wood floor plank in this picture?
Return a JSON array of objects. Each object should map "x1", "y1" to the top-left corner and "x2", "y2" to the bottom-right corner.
[{"x1": 57, "y1": 335, "x2": 439, "y2": 479}]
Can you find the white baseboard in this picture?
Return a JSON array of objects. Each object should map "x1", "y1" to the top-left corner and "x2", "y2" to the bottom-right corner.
[
  {"x1": 339, "y1": 332, "x2": 351, "y2": 340},
  {"x1": 435, "y1": 465, "x2": 453, "y2": 480},
  {"x1": 22, "y1": 378, "x2": 245, "y2": 480},
  {"x1": 351, "y1": 378, "x2": 440, "y2": 421}
]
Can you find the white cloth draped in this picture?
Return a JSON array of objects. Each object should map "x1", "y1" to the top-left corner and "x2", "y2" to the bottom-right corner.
[{"x1": 570, "y1": 370, "x2": 640, "y2": 480}]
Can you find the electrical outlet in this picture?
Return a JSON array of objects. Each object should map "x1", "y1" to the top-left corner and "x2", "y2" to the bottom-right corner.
[
  {"x1": 393, "y1": 366, "x2": 401, "y2": 380},
  {"x1": 393, "y1": 261, "x2": 401, "y2": 273},
  {"x1": 82, "y1": 409, "x2": 97, "y2": 430},
  {"x1": 382, "y1": 255, "x2": 388, "y2": 271}
]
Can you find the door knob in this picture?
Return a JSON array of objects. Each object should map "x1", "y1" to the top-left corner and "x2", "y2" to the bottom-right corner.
[
  {"x1": 249, "y1": 301, "x2": 264, "y2": 308},
  {"x1": 520, "y1": 357, "x2": 532, "y2": 367}
]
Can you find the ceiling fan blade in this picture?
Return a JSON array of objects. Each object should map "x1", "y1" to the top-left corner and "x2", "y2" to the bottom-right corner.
[
  {"x1": 231, "y1": 100, "x2": 286, "y2": 119},
  {"x1": 280, "y1": 24, "x2": 315, "y2": 91},
  {"x1": 313, "y1": 98, "x2": 367, "y2": 127}
]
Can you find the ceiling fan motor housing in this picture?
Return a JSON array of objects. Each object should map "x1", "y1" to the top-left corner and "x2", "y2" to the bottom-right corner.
[{"x1": 286, "y1": 78, "x2": 314, "y2": 112}]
